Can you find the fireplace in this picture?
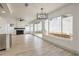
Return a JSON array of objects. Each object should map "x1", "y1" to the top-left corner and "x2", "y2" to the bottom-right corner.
[
  {"x1": 14, "y1": 28, "x2": 25, "y2": 35},
  {"x1": 16, "y1": 30, "x2": 24, "y2": 35}
]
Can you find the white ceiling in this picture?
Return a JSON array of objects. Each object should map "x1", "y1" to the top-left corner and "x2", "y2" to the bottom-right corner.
[
  {"x1": 0, "y1": 3, "x2": 10, "y2": 16},
  {"x1": 0, "y1": 3, "x2": 67, "y2": 24},
  {"x1": 7, "y1": 3, "x2": 66, "y2": 23}
]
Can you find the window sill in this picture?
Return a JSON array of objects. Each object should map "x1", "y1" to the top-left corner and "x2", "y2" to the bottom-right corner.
[{"x1": 44, "y1": 33, "x2": 72, "y2": 41}]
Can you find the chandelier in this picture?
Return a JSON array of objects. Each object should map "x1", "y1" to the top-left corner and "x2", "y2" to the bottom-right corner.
[{"x1": 37, "y1": 8, "x2": 48, "y2": 20}]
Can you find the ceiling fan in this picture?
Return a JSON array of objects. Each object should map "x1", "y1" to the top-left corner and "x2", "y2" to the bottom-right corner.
[
  {"x1": 19, "y1": 18, "x2": 24, "y2": 21},
  {"x1": 17, "y1": 18, "x2": 24, "y2": 22}
]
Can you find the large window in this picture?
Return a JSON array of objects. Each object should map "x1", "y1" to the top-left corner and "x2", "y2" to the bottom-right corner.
[
  {"x1": 62, "y1": 15, "x2": 73, "y2": 36},
  {"x1": 30, "y1": 24, "x2": 33, "y2": 33},
  {"x1": 49, "y1": 16, "x2": 61, "y2": 33},
  {"x1": 45, "y1": 19, "x2": 49, "y2": 34},
  {"x1": 38, "y1": 22, "x2": 42, "y2": 32},
  {"x1": 34, "y1": 23, "x2": 38, "y2": 32},
  {"x1": 49, "y1": 14, "x2": 73, "y2": 39},
  {"x1": 34, "y1": 21, "x2": 42, "y2": 38},
  {"x1": 25, "y1": 25, "x2": 30, "y2": 33},
  {"x1": 34, "y1": 21, "x2": 42, "y2": 33}
]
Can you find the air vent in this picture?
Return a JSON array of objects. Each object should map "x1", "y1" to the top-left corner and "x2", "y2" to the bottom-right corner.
[{"x1": 0, "y1": 3, "x2": 3, "y2": 8}]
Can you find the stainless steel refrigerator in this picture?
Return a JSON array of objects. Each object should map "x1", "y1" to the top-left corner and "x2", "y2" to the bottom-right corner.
[{"x1": 0, "y1": 34, "x2": 6, "y2": 50}]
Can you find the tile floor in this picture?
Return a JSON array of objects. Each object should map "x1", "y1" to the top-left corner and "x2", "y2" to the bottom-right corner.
[{"x1": 0, "y1": 34, "x2": 75, "y2": 56}]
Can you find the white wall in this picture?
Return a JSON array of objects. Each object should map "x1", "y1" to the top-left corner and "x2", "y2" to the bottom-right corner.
[
  {"x1": 43, "y1": 4, "x2": 79, "y2": 54},
  {"x1": 0, "y1": 16, "x2": 8, "y2": 34},
  {"x1": 0, "y1": 16, "x2": 16, "y2": 34},
  {"x1": 16, "y1": 19, "x2": 27, "y2": 28},
  {"x1": 7, "y1": 18, "x2": 16, "y2": 34}
]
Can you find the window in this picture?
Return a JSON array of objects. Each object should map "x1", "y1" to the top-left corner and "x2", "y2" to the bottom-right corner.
[
  {"x1": 45, "y1": 19, "x2": 49, "y2": 34},
  {"x1": 38, "y1": 22, "x2": 42, "y2": 32},
  {"x1": 34, "y1": 22, "x2": 42, "y2": 33},
  {"x1": 30, "y1": 24, "x2": 33, "y2": 33},
  {"x1": 49, "y1": 14, "x2": 73, "y2": 39},
  {"x1": 62, "y1": 15, "x2": 73, "y2": 37},
  {"x1": 34, "y1": 24, "x2": 38, "y2": 32},
  {"x1": 34, "y1": 21, "x2": 42, "y2": 38},
  {"x1": 25, "y1": 25, "x2": 30, "y2": 33},
  {"x1": 49, "y1": 16, "x2": 61, "y2": 33}
]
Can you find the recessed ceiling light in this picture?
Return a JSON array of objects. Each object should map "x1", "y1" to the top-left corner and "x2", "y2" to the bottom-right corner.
[{"x1": 2, "y1": 11, "x2": 6, "y2": 13}]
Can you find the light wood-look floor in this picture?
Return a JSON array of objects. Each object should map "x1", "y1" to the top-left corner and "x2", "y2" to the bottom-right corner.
[{"x1": 0, "y1": 34, "x2": 74, "y2": 56}]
